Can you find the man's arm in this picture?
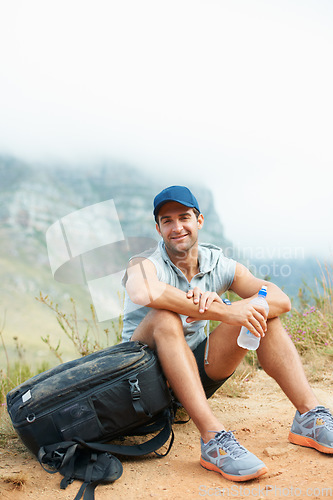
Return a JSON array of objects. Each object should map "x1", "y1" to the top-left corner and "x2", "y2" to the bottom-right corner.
[
  {"x1": 230, "y1": 262, "x2": 291, "y2": 318},
  {"x1": 124, "y1": 257, "x2": 229, "y2": 322},
  {"x1": 125, "y1": 258, "x2": 291, "y2": 338}
]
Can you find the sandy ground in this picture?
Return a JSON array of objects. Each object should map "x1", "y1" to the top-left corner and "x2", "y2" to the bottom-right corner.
[{"x1": 1, "y1": 369, "x2": 333, "y2": 500}]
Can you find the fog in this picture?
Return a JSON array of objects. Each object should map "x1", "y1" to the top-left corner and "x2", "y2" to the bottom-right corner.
[{"x1": 0, "y1": 0, "x2": 332, "y2": 257}]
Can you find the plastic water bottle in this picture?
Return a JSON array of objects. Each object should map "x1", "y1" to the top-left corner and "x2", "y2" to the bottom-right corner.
[{"x1": 237, "y1": 286, "x2": 269, "y2": 350}]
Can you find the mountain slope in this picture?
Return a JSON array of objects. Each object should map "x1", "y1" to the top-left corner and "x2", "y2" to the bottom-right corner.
[{"x1": 0, "y1": 155, "x2": 231, "y2": 363}]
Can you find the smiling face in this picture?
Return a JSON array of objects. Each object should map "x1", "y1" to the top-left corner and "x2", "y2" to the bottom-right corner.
[{"x1": 156, "y1": 201, "x2": 204, "y2": 258}]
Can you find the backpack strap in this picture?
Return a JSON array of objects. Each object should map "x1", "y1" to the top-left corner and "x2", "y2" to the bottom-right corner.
[
  {"x1": 60, "y1": 453, "x2": 76, "y2": 489},
  {"x1": 38, "y1": 409, "x2": 173, "y2": 469},
  {"x1": 38, "y1": 442, "x2": 78, "y2": 473},
  {"x1": 74, "y1": 409, "x2": 174, "y2": 458},
  {"x1": 37, "y1": 410, "x2": 173, "y2": 500},
  {"x1": 72, "y1": 453, "x2": 97, "y2": 500},
  {"x1": 128, "y1": 376, "x2": 152, "y2": 418},
  {"x1": 43, "y1": 448, "x2": 123, "y2": 500},
  {"x1": 78, "y1": 482, "x2": 99, "y2": 500}
]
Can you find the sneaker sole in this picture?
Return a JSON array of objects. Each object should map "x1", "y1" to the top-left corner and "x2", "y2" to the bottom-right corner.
[
  {"x1": 200, "y1": 457, "x2": 268, "y2": 482},
  {"x1": 288, "y1": 431, "x2": 333, "y2": 454}
]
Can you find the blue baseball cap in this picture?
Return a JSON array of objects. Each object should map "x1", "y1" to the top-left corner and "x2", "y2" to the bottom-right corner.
[{"x1": 153, "y1": 185, "x2": 200, "y2": 221}]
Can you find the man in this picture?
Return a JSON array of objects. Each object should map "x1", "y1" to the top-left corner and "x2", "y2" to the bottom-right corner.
[{"x1": 121, "y1": 185, "x2": 333, "y2": 482}]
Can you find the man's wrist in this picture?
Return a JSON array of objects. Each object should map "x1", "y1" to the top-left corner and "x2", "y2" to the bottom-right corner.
[{"x1": 216, "y1": 298, "x2": 232, "y2": 322}]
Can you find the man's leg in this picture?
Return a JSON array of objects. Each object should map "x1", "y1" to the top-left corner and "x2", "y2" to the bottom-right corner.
[
  {"x1": 204, "y1": 318, "x2": 333, "y2": 454},
  {"x1": 256, "y1": 318, "x2": 333, "y2": 453},
  {"x1": 256, "y1": 317, "x2": 318, "y2": 413},
  {"x1": 131, "y1": 308, "x2": 268, "y2": 481},
  {"x1": 205, "y1": 317, "x2": 319, "y2": 414},
  {"x1": 131, "y1": 308, "x2": 224, "y2": 442}
]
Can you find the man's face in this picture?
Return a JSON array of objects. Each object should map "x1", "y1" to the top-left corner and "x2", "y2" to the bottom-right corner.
[{"x1": 156, "y1": 201, "x2": 204, "y2": 256}]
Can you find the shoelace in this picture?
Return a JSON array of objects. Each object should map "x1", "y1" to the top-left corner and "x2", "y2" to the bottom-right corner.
[
  {"x1": 312, "y1": 407, "x2": 333, "y2": 431},
  {"x1": 212, "y1": 430, "x2": 249, "y2": 459}
]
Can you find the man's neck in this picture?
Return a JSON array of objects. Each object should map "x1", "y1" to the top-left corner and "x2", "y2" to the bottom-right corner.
[{"x1": 165, "y1": 245, "x2": 200, "y2": 282}]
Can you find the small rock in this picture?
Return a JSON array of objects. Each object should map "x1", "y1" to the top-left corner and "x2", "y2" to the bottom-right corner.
[{"x1": 263, "y1": 446, "x2": 289, "y2": 457}]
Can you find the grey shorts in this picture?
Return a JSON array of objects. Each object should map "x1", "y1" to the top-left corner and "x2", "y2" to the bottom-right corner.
[{"x1": 192, "y1": 337, "x2": 231, "y2": 399}]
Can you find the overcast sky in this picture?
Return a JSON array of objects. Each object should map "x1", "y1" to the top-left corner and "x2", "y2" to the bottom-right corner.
[{"x1": 0, "y1": 0, "x2": 332, "y2": 259}]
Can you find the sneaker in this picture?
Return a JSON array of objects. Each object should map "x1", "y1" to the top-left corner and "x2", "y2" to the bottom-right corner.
[
  {"x1": 200, "y1": 430, "x2": 268, "y2": 482},
  {"x1": 289, "y1": 405, "x2": 333, "y2": 454}
]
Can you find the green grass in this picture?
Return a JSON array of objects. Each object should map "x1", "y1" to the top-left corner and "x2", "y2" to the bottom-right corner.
[{"x1": 0, "y1": 359, "x2": 51, "y2": 449}]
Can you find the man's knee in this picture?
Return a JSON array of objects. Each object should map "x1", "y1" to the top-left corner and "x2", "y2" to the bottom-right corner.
[
  {"x1": 148, "y1": 309, "x2": 183, "y2": 336},
  {"x1": 132, "y1": 309, "x2": 183, "y2": 346},
  {"x1": 264, "y1": 317, "x2": 293, "y2": 345}
]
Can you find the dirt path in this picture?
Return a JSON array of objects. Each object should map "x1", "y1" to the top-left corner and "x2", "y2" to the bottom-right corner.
[{"x1": 1, "y1": 369, "x2": 333, "y2": 500}]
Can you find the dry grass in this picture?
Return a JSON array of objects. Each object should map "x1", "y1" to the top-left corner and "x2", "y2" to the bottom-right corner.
[
  {"x1": 217, "y1": 359, "x2": 257, "y2": 399},
  {"x1": 1, "y1": 472, "x2": 28, "y2": 491},
  {"x1": 0, "y1": 407, "x2": 17, "y2": 448}
]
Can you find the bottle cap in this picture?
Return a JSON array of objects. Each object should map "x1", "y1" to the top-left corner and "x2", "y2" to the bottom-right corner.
[{"x1": 258, "y1": 286, "x2": 267, "y2": 297}]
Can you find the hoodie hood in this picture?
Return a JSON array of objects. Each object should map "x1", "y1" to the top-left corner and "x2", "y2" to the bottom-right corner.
[{"x1": 160, "y1": 240, "x2": 222, "y2": 277}]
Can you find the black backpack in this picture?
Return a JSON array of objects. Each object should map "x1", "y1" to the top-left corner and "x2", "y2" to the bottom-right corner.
[{"x1": 7, "y1": 341, "x2": 175, "y2": 499}]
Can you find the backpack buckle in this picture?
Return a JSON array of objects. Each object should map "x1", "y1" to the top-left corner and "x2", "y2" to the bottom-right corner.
[{"x1": 129, "y1": 378, "x2": 141, "y2": 400}]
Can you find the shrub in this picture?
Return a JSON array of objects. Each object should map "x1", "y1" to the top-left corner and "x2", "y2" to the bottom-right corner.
[
  {"x1": 282, "y1": 263, "x2": 332, "y2": 355},
  {"x1": 36, "y1": 292, "x2": 123, "y2": 362}
]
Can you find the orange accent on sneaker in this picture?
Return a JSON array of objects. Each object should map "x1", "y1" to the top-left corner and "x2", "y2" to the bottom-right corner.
[
  {"x1": 200, "y1": 457, "x2": 268, "y2": 482},
  {"x1": 289, "y1": 431, "x2": 333, "y2": 454}
]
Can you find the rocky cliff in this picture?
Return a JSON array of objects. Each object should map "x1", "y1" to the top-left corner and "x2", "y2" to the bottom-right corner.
[{"x1": 1, "y1": 157, "x2": 230, "y2": 254}]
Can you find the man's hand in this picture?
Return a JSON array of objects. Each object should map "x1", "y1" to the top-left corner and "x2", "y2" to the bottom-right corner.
[
  {"x1": 186, "y1": 289, "x2": 268, "y2": 337},
  {"x1": 222, "y1": 299, "x2": 268, "y2": 338},
  {"x1": 186, "y1": 287, "x2": 223, "y2": 322}
]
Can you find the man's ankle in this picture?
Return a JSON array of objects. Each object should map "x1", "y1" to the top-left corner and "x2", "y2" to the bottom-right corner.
[
  {"x1": 297, "y1": 401, "x2": 319, "y2": 415},
  {"x1": 201, "y1": 428, "x2": 226, "y2": 444}
]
